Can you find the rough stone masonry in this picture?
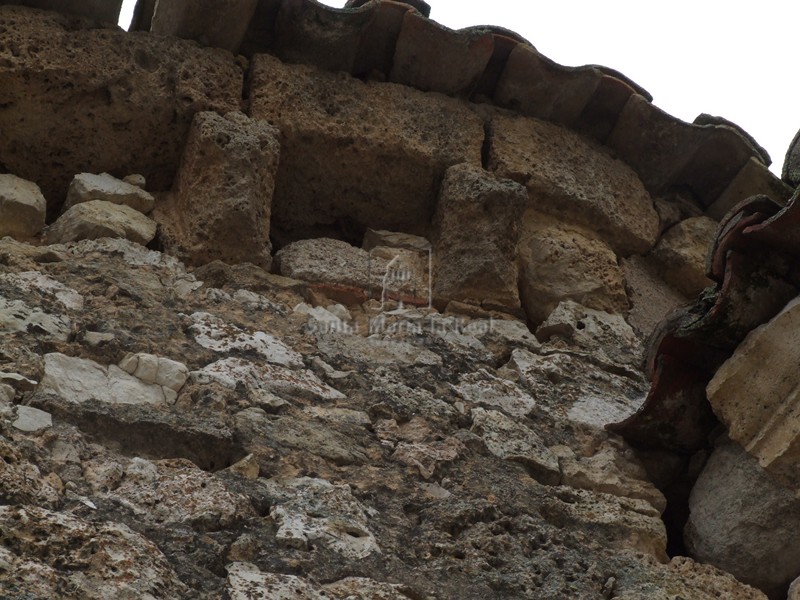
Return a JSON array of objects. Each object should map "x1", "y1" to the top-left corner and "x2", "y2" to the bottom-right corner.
[{"x1": 1, "y1": 1, "x2": 799, "y2": 599}]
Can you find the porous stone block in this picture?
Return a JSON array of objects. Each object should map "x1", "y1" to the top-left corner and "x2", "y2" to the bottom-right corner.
[
  {"x1": 150, "y1": 0, "x2": 258, "y2": 53},
  {"x1": 518, "y1": 214, "x2": 629, "y2": 324},
  {"x1": 0, "y1": 174, "x2": 46, "y2": 239},
  {"x1": 65, "y1": 173, "x2": 155, "y2": 215},
  {"x1": 432, "y1": 163, "x2": 526, "y2": 311},
  {"x1": 46, "y1": 201, "x2": 157, "y2": 246},
  {"x1": 160, "y1": 111, "x2": 279, "y2": 268},
  {"x1": 248, "y1": 53, "x2": 483, "y2": 244},
  {"x1": 0, "y1": 6, "x2": 243, "y2": 213},
  {"x1": 488, "y1": 112, "x2": 659, "y2": 256}
]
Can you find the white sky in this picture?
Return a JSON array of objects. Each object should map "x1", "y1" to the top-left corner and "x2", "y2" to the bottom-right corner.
[{"x1": 118, "y1": 0, "x2": 799, "y2": 175}]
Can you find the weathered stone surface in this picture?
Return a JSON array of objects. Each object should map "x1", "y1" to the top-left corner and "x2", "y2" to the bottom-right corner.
[
  {"x1": 536, "y1": 300, "x2": 643, "y2": 368},
  {"x1": 0, "y1": 6, "x2": 243, "y2": 211},
  {"x1": 45, "y1": 200, "x2": 157, "y2": 245},
  {"x1": 118, "y1": 352, "x2": 189, "y2": 392},
  {"x1": 264, "y1": 477, "x2": 380, "y2": 558},
  {"x1": 0, "y1": 505, "x2": 190, "y2": 599},
  {"x1": 12, "y1": 405, "x2": 53, "y2": 432},
  {"x1": 508, "y1": 348, "x2": 647, "y2": 429},
  {"x1": 0, "y1": 0, "x2": 123, "y2": 22},
  {"x1": 193, "y1": 357, "x2": 345, "y2": 402},
  {"x1": 248, "y1": 53, "x2": 483, "y2": 243},
  {"x1": 432, "y1": 163, "x2": 526, "y2": 311},
  {"x1": 685, "y1": 437, "x2": 800, "y2": 598},
  {"x1": 64, "y1": 172, "x2": 155, "y2": 215},
  {"x1": 107, "y1": 457, "x2": 255, "y2": 530},
  {"x1": 454, "y1": 369, "x2": 537, "y2": 418},
  {"x1": 150, "y1": 0, "x2": 258, "y2": 53},
  {"x1": 553, "y1": 440, "x2": 666, "y2": 512},
  {"x1": 0, "y1": 204, "x2": 766, "y2": 599},
  {"x1": 0, "y1": 174, "x2": 46, "y2": 239},
  {"x1": 0, "y1": 271, "x2": 83, "y2": 311},
  {"x1": 38, "y1": 352, "x2": 175, "y2": 405},
  {"x1": 158, "y1": 111, "x2": 279, "y2": 268},
  {"x1": 518, "y1": 215, "x2": 629, "y2": 324},
  {"x1": 706, "y1": 297, "x2": 800, "y2": 489},
  {"x1": 471, "y1": 407, "x2": 560, "y2": 485},
  {"x1": 790, "y1": 576, "x2": 800, "y2": 600},
  {"x1": 489, "y1": 112, "x2": 659, "y2": 256},
  {"x1": 0, "y1": 436, "x2": 60, "y2": 507},
  {"x1": 0, "y1": 297, "x2": 71, "y2": 341},
  {"x1": 622, "y1": 255, "x2": 689, "y2": 337},
  {"x1": 651, "y1": 216, "x2": 717, "y2": 297},
  {"x1": 615, "y1": 557, "x2": 768, "y2": 600},
  {"x1": 708, "y1": 157, "x2": 794, "y2": 220},
  {"x1": 276, "y1": 238, "x2": 371, "y2": 289},
  {"x1": 186, "y1": 311, "x2": 302, "y2": 368},
  {"x1": 226, "y1": 564, "x2": 325, "y2": 600}
]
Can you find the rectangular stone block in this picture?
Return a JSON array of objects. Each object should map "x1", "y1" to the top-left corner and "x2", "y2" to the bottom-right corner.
[
  {"x1": 248, "y1": 53, "x2": 484, "y2": 245},
  {"x1": 489, "y1": 111, "x2": 659, "y2": 256}
]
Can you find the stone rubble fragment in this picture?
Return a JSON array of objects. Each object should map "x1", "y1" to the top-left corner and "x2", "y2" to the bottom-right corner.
[
  {"x1": 454, "y1": 369, "x2": 537, "y2": 418},
  {"x1": 107, "y1": 458, "x2": 255, "y2": 530},
  {"x1": 0, "y1": 174, "x2": 46, "y2": 239},
  {"x1": 118, "y1": 352, "x2": 189, "y2": 393},
  {"x1": 536, "y1": 300, "x2": 644, "y2": 368},
  {"x1": 12, "y1": 405, "x2": 52, "y2": 432},
  {"x1": 45, "y1": 200, "x2": 157, "y2": 245},
  {"x1": 0, "y1": 297, "x2": 71, "y2": 341},
  {"x1": 685, "y1": 437, "x2": 800, "y2": 598},
  {"x1": 432, "y1": 163, "x2": 527, "y2": 311},
  {"x1": 471, "y1": 407, "x2": 561, "y2": 485},
  {"x1": 64, "y1": 172, "x2": 155, "y2": 215},
  {"x1": 518, "y1": 215, "x2": 629, "y2": 323},
  {"x1": 0, "y1": 271, "x2": 84, "y2": 311},
  {"x1": 187, "y1": 311, "x2": 303, "y2": 368},
  {"x1": 650, "y1": 216, "x2": 717, "y2": 297},
  {"x1": 263, "y1": 477, "x2": 381, "y2": 559}
]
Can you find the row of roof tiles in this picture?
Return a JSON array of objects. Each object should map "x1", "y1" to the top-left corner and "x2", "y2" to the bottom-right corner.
[{"x1": 6, "y1": 0, "x2": 796, "y2": 215}]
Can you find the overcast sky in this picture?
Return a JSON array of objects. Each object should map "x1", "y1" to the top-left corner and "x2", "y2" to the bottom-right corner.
[{"x1": 119, "y1": 0, "x2": 799, "y2": 175}]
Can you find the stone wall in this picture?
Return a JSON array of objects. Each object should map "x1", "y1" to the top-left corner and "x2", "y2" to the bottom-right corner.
[{"x1": 0, "y1": 2, "x2": 797, "y2": 599}]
